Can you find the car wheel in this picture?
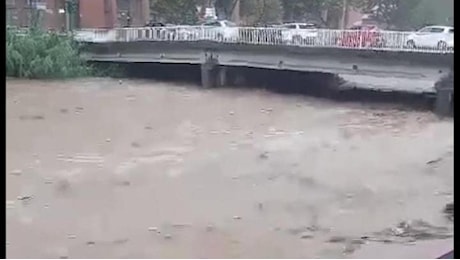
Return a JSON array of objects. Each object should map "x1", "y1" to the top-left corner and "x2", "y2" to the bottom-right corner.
[
  {"x1": 406, "y1": 40, "x2": 416, "y2": 49},
  {"x1": 438, "y1": 41, "x2": 448, "y2": 50}
]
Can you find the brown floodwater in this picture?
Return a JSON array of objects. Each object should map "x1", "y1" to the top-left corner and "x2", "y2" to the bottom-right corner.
[{"x1": 6, "y1": 78, "x2": 453, "y2": 258}]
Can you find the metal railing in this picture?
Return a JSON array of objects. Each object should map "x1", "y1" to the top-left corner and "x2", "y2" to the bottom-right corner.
[{"x1": 74, "y1": 26, "x2": 454, "y2": 53}]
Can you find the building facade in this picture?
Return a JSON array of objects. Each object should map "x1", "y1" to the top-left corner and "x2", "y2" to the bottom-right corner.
[{"x1": 7, "y1": 0, "x2": 150, "y2": 30}]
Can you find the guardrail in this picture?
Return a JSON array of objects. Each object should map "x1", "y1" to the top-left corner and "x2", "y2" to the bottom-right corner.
[{"x1": 74, "y1": 26, "x2": 453, "y2": 53}]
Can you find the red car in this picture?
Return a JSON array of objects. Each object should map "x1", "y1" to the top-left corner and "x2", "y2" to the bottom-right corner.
[{"x1": 337, "y1": 25, "x2": 385, "y2": 48}]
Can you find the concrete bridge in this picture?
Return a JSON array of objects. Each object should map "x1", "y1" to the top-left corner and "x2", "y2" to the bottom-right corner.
[{"x1": 77, "y1": 27, "x2": 453, "y2": 114}]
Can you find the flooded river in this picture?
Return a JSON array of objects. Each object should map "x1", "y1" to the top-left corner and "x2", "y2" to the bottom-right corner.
[{"x1": 6, "y1": 78, "x2": 453, "y2": 258}]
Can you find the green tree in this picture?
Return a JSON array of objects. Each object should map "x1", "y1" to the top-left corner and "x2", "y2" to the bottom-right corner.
[
  {"x1": 241, "y1": 0, "x2": 283, "y2": 25},
  {"x1": 408, "y1": 0, "x2": 453, "y2": 28},
  {"x1": 351, "y1": 0, "x2": 453, "y2": 29},
  {"x1": 215, "y1": 0, "x2": 236, "y2": 19},
  {"x1": 150, "y1": 0, "x2": 199, "y2": 24},
  {"x1": 281, "y1": 0, "x2": 344, "y2": 26}
]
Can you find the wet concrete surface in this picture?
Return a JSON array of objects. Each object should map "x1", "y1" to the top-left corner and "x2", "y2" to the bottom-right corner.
[{"x1": 6, "y1": 78, "x2": 453, "y2": 258}]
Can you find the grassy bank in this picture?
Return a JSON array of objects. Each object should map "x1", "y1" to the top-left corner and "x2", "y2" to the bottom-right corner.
[{"x1": 6, "y1": 29, "x2": 122, "y2": 79}]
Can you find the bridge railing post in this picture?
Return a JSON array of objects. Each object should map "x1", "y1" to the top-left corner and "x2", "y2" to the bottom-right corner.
[{"x1": 74, "y1": 27, "x2": 453, "y2": 54}]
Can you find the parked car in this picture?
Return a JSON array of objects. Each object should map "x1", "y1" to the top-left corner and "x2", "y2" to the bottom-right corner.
[
  {"x1": 406, "y1": 25, "x2": 454, "y2": 50},
  {"x1": 144, "y1": 21, "x2": 166, "y2": 27},
  {"x1": 200, "y1": 20, "x2": 239, "y2": 41},
  {"x1": 143, "y1": 21, "x2": 177, "y2": 40},
  {"x1": 278, "y1": 23, "x2": 319, "y2": 45}
]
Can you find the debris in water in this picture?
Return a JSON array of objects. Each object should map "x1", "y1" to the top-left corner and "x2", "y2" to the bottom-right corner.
[
  {"x1": 56, "y1": 179, "x2": 71, "y2": 192},
  {"x1": 6, "y1": 200, "x2": 15, "y2": 209},
  {"x1": 105, "y1": 138, "x2": 111, "y2": 143},
  {"x1": 10, "y1": 169, "x2": 22, "y2": 176},
  {"x1": 328, "y1": 236, "x2": 347, "y2": 243},
  {"x1": 19, "y1": 115, "x2": 45, "y2": 120},
  {"x1": 342, "y1": 243, "x2": 357, "y2": 255},
  {"x1": 443, "y1": 203, "x2": 453, "y2": 220},
  {"x1": 44, "y1": 178, "x2": 54, "y2": 184},
  {"x1": 259, "y1": 152, "x2": 268, "y2": 159},
  {"x1": 86, "y1": 241, "x2": 96, "y2": 246},
  {"x1": 59, "y1": 108, "x2": 68, "y2": 114},
  {"x1": 119, "y1": 80, "x2": 123, "y2": 85},
  {"x1": 17, "y1": 195, "x2": 32, "y2": 201},
  {"x1": 350, "y1": 239, "x2": 366, "y2": 245},
  {"x1": 233, "y1": 215, "x2": 242, "y2": 220},
  {"x1": 131, "y1": 142, "x2": 140, "y2": 148},
  {"x1": 67, "y1": 234, "x2": 77, "y2": 240},
  {"x1": 229, "y1": 111, "x2": 234, "y2": 115},
  {"x1": 113, "y1": 238, "x2": 129, "y2": 244},
  {"x1": 257, "y1": 202, "x2": 264, "y2": 211},
  {"x1": 148, "y1": 226, "x2": 158, "y2": 232},
  {"x1": 164, "y1": 234, "x2": 172, "y2": 240},
  {"x1": 171, "y1": 223, "x2": 191, "y2": 228},
  {"x1": 427, "y1": 157, "x2": 443, "y2": 165},
  {"x1": 206, "y1": 225, "x2": 214, "y2": 232},
  {"x1": 114, "y1": 180, "x2": 131, "y2": 186},
  {"x1": 57, "y1": 248, "x2": 69, "y2": 259},
  {"x1": 300, "y1": 232, "x2": 314, "y2": 239},
  {"x1": 374, "y1": 220, "x2": 453, "y2": 242}
]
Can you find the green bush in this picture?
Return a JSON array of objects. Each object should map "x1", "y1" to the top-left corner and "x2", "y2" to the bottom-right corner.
[{"x1": 6, "y1": 29, "x2": 92, "y2": 79}]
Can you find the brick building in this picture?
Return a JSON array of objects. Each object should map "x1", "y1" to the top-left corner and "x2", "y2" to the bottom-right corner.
[{"x1": 7, "y1": 0, "x2": 150, "y2": 30}]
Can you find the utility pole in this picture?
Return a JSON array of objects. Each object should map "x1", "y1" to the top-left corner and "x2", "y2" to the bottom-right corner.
[
  {"x1": 231, "y1": 0, "x2": 240, "y2": 24},
  {"x1": 341, "y1": 0, "x2": 349, "y2": 29}
]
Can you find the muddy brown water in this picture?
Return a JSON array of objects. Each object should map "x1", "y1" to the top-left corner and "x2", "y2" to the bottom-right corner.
[{"x1": 6, "y1": 78, "x2": 453, "y2": 258}]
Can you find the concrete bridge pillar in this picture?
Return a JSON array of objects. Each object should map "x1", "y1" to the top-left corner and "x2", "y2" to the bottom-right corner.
[
  {"x1": 201, "y1": 63, "x2": 216, "y2": 88},
  {"x1": 201, "y1": 52, "x2": 230, "y2": 88},
  {"x1": 217, "y1": 66, "x2": 228, "y2": 87},
  {"x1": 201, "y1": 65, "x2": 228, "y2": 88},
  {"x1": 434, "y1": 71, "x2": 453, "y2": 116}
]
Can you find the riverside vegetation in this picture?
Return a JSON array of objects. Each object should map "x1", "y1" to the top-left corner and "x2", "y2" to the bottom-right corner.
[{"x1": 6, "y1": 28, "x2": 121, "y2": 79}]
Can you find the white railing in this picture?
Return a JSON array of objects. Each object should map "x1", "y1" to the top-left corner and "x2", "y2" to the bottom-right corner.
[{"x1": 74, "y1": 26, "x2": 454, "y2": 53}]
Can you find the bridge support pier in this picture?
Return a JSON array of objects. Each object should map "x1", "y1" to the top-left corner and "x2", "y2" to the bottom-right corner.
[
  {"x1": 201, "y1": 64, "x2": 228, "y2": 88},
  {"x1": 217, "y1": 66, "x2": 228, "y2": 88},
  {"x1": 434, "y1": 71, "x2": 453, "y2": 116},
  {"x1": 435, "y1": 88, "x2": 453, "y2": 116},
  {"x1": 201, "y1": 64, "x2": 216, "y2": 88}
]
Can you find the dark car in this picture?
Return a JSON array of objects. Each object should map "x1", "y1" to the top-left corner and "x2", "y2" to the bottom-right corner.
[{"x1": 145, "y1": 21, "x2": 166, "y2": 27}]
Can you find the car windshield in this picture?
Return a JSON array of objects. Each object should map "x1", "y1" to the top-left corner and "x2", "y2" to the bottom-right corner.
[
  {"x1": 418, "y1": 27, "x2": 432, "y2": 32},
  {"x1": 430, "y1": 27, "x2": 445, "y2": 33},
  {"x1": 299, "y1": 24, "x2": 316, "y2": 29},
  {"x1": 203, "y1": 21, "x2": 221, "y2": 27},
  {"x1": 223, "y1": 21, "x2": 236, "y2": 27}
]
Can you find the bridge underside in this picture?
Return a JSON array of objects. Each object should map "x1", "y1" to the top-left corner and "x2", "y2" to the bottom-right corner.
[{"x1": 81, "y1": 41, "x2": 453, "y2": 114}]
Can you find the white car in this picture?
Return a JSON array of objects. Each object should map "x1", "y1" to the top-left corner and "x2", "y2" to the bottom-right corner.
[
  {"x1": 406, "y1": 25, "x2": 454, "y2": 50},
  {"x1": 278, "y1": 23, "x2": 319, "y2": 44},
  {"x1": 201, "y1": 20, "x2": 239, "y2": 41}
]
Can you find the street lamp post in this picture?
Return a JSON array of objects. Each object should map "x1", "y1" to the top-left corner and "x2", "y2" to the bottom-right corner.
[{"x1": 341, "y1": 0, "x2": 349, "y2": 29}]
